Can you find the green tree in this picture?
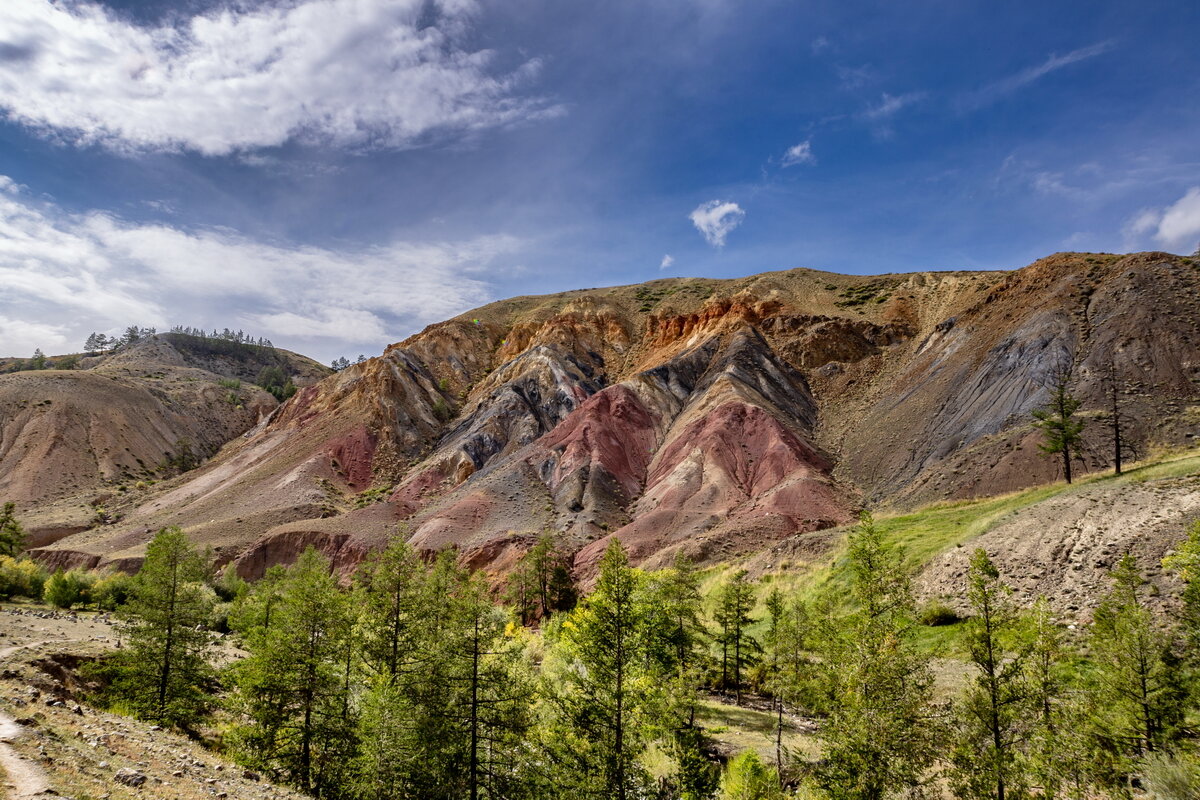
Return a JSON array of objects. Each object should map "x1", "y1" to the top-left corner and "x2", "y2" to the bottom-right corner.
[
  {"x1": 1085, "y1": 555, "x2": 1185, "y2": 772},
  {"x1": 43, "y1": 568, "x2": 94, "y2": 609},
  {"x1": 1017, "y1": 598, "x2": 1098, "y2": 800},
  {"x1": 763, "y1": 588, "x2": 810, "y2": 784},
  {"x1": 0, "y1": 556, "x2": 46, "y2": 600},
  {"x1": 453, "y1": 572, "x2": 535, "y2": 800},
  {"x1": 257, "y1": 365, "x2": 296, "y2": 402},
  {"x1": 0, "y1": 502, "x2": 25, "y2": 556},
  {"x1": 541, "y1": 540, "x2": 660, "y2": 800},
  {"x1": 948, "y1": 549, "x2": 1030, "y2": 800},
  {"x1": 506, "y1": 531, "x2": 577, "y2": 624},
  {"x1": 718, "y1": 750, "x2": 783, "y2": 800},
  {"x1": 644, "y1": 553, "x2": 713, "y2": 796},
  {"x1": 1032, "y1": 365, "x2": 1085, "y2": 484},
  {"x1": 714, "y1": 569, "x2": 757, "y2": 703},
  {"x1": 228, "y1": 547, "x2": 355, "y2": 795},
  {"x1": 28, "y1": 348, "x2": 46, "y2": 370},
  {"x1": 110, "y1": 527, "x2": 215, "y2": 727},
  {"x1": 814, "y1": 512, "x2": 939, "y2": 800},
  {"x1": 1163, "y1": 520, "x2": 1200, "y2": 655}
]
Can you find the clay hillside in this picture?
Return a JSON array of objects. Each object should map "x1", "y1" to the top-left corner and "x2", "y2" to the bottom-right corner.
[
  {"x1": 21, "y1": 252, "x2": 1200, "y2": 588},
  {"x1": 0, "y1": 333, "x2": 329, "y2": 547}
]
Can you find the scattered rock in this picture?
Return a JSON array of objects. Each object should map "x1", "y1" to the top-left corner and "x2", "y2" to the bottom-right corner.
[{"x1": 114, "y1": 768, "x2": 146, "y2": 787}]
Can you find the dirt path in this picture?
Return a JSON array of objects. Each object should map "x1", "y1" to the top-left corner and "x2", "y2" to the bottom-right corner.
[
  {"x1": 0, "y1": 629, "x2": 111, "y2": 799},
  {"x1": 0, "y1": 711, "x2": 50, "y2": 798}
]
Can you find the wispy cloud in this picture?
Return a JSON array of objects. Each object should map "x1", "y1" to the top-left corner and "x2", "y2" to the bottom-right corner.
[
  {"x1": 962, "y1": 42, "x2": 1113, "y2": 111},
  {"x1": 863, "y1": 92, "x2": 926, "y2": 121},
  {"x1": 659, "y1": 254, "x2": 675, "y2": 270},
  {"x1": 689, "y1": 200, "x2": 745, "y2": 247},
  {"x1": 1126, "y1": 188, "x2": 1200, "y2": 253},
  {"x1": 0, "y1": 0, "x2": 557, "y2": 156},
  {"x1": 781, "y1": 139, "x2": 816, "y2": 167},
  {"x1": 0, "y1": 176, "x2": 517, "y2": 359},
  {"x1": 810, "y1": 36, "x2": 832, "y2": 55}
]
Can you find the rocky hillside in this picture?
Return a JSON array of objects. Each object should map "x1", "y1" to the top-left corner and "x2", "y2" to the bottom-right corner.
[
  {"x1": 24, "y1": 252, "x2": 1200, "y2": 592},
  {"x1": 0, "y1": 335, "x2": 328, "y2": 548}
]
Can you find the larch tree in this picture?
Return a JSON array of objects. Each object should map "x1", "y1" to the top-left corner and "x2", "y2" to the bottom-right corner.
[
  {"x1": 0, "y1": 502, "x2": 25, "y2": 556},
  {"x1": 1032, "y1": 364, "x2": 1085, "y2": 484},
  {"x1": 815, "y1": 512, "x2": 939, "y2": 800},
  {"x1": 714, "y1": 569, "x2": 757, "y2": 703},
  {"x1": 541, "y1": 540, "x2": 660, "y2": 800},
  {"x1": 1103, "y1": 359, "x2": 1127, "y2": 476},
  {"x1": 113, "y1": 526, "x2": 214, "y2": 728},
  {"x1": 948, "y1": 549, "x2": 1030, "y2": 800},
  {"x1": 1086, "y1": 555, "x2": 1185, "y2": 774},
  {"x1": 228, "y1": 547, "x2": 355, "y2": 796}
]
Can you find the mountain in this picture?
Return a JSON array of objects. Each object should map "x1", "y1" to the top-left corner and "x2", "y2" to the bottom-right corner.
[
  {"x1": 22, "y1": 252, "x2": 1200, "y2": 595},
  {"x1": 0, "y1": 333, "x2": 329, "y2": 548}
]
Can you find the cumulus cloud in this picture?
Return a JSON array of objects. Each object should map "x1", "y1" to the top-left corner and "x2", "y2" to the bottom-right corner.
[
  {"x1": 689, "y1": 200, "x2": 745, "y2": 248},
  {"x1": 962, "y1": 42, "x2": 1112, "y2": 110},
  {"x1": 1128, "y1": 188, "x2": 1200, "y2": 253},
  {"x1": 659, "y1": 254, "x2": 675, "y2": 270},
  {"x1": 782, "y1": 140, "x2": 815, "y2": 167},
  {"x1": 0, "y1": 177, "x2": 516, "y2": 359},
  {"x1": 0, "y1": 0, "x2": 556, "y2": 156}
]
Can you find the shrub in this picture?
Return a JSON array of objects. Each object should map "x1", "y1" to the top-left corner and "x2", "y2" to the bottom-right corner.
[
  {"x1": 1141, "y1": 752, "x2": 1200, "y2": 800},
  {"x1": 0, "y1": 556, "x2": 48, "y2": 599},
  {"x1": 43, "y1": 568, "x2": 96, "y2": 609},
  {"x1": 917, "y1": 599, "x2": 960, "y2": 627},
  {"x1": 431, "y1": 397, "x2": 454, "y2": 422},
  {"x1": 92, "y1": 571, "x2": 135, "y2": 610},
  {"x1": 719, "y1": 751, "x2": 783, "y2": 800}
]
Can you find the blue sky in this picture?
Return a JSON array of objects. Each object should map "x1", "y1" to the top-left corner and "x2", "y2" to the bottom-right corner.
[{"x1": 1, "y1": 0, "x2": 1198, "y2": 363}]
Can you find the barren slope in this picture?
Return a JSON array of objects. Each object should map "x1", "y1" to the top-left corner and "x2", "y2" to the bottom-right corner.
[
  {"x1": 27, "y1": 252, "x2": 1200, "y2": 583},
  {"x1": 0, "y1": 335, "x2": 328, "y2": 548}
]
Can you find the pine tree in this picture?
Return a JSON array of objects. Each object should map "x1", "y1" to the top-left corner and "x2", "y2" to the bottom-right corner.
[
  {"x1": 506, "y1": 532, "x2": 576, "y2": 624},
  {"x1": 814, "y1": 512, "x2": 939, "y2": 800},
  {"x1": 948, "y1": 549, "x2": 1030, "y2": 800},
  {"x1": 1103, "y1": 359, "x2": 1126, "y2": 476},
  {"x1": 542, "y1": 540, "x2": 659, "y2": 800},
  {"x1": 1021, "y1": 598, "x2": 1092, "y2": 800},
  {"x1": 1086, "y1": 555, "x2": 1185, "y2": 769},
  {"x1": 111, "y1": 527, "x2": 215, "y2": 727},
  {"x1": 643, "y1": 553, "x2": 713, "y2": 795},
  {"x1": 355, "y1": 536, "x2": 425, "y2": 681},
  {"x1": 714, "y1": 570, "x2": 757, "y2": 703},
  {"x1": 0, "y1": 502, "x2": 25, "y2": 557},
  {"x1": 228, "y1": 547, "x2": 355, "y2": 795},
  {"x1": 763, "y1": 588, "x2": 809, "y2": 784},
  {"x1": 1032, "y1": 365, "x2": 1085, "y2": 484},
  {"x1": 452, "y1": 572, "x2": 535, "y2": 800},
  {"x1": 1163, "y1": 520, "x2": 1200, "y2": 655},
  {"x1": 29, "y1": 348, "x2": 46, "y2": 370}
]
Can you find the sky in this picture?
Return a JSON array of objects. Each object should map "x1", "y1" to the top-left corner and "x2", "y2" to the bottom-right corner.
[{"x1": 1, "y1": 0, "x2": 1199, "y2": 363}]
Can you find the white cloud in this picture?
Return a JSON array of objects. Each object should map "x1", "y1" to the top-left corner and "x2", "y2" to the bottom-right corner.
[
  {"x1": 0, "y1": 0, "x2": 556, "y2": 156},
  {"x1": 782, "y1": 140, "x2": 815, "y2": 167},
  {"x1": 1124, "y1": 188, "x2": 1200, "y2": 253},
  {"x1": 810, "y1": 36, "x2": 832, "y2": 55},
  {"x1": 863, "y1": 92, "x2": 925, "y2": 121},
  {"x1": 0, "y1": 316, "x2": 70, "y2": 357},
  {"x1": 962, "y1": 42, "x2": 1112, "y2": 110},
  {"x1": 0, "y1": 177, "x2": 515, "y2": 359},
  {"x1": 689, "y1": 200, "x2": 745, "y2": 248},
  {"x1": 659, "y1": 254, "x2": 675, "y2": 270}
]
